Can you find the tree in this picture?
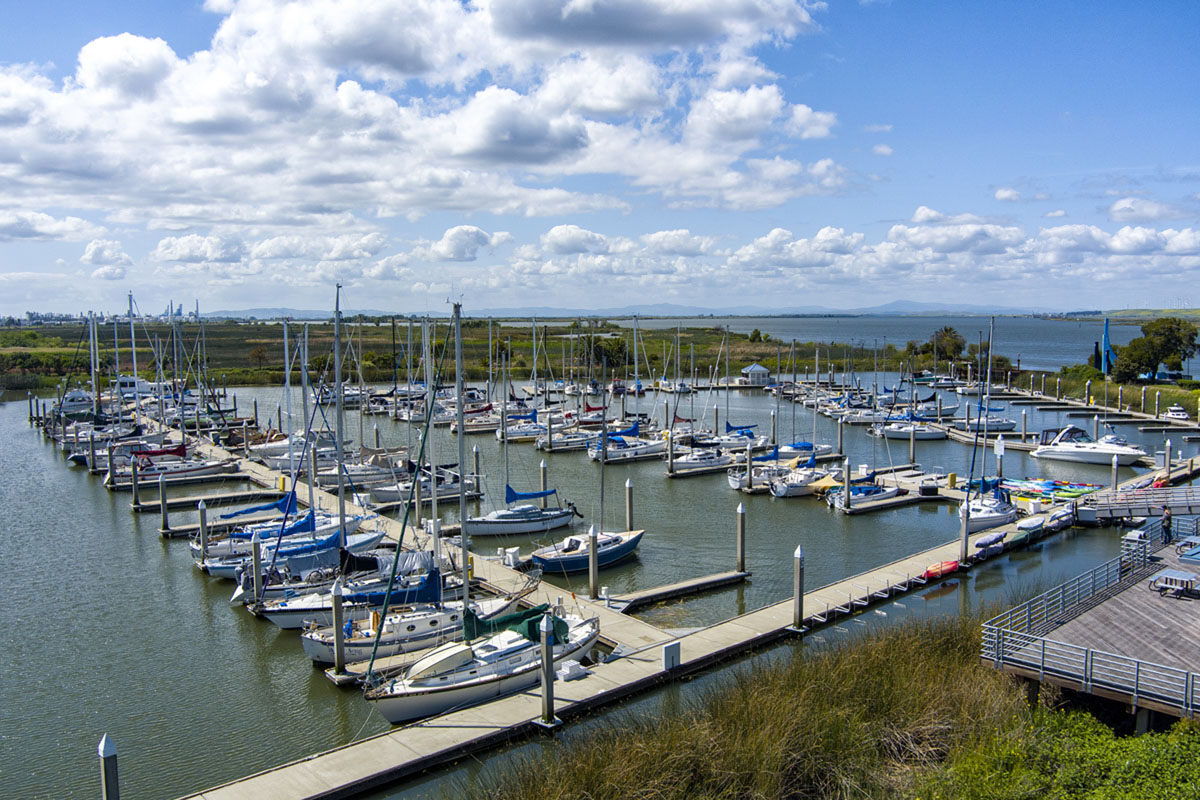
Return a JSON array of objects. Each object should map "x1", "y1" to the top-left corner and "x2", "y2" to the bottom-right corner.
[
  {"x1": 248, "y1": 345, "x2": 268, "y2": 368},
  {"x1": 748, "y1": 329, "x2": 762, "y2": 343},
  {"x1": 1111, "y1": 317, "x2": 1198, "y2": 382}
]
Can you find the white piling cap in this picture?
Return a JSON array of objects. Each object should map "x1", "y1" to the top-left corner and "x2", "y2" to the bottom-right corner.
[
  {"x1": 588, "y1": 524, "x2": 597, "y2": 536},
  {"x1": 198, "y1": 499, "x2": 206, "y2": 510},
  {"x1": 98, "y1": 733, "x2": 116, "y2": 758},
  {"x1": 331, "y1": 578, "x2": 343, "y2": 597},
  {"x1": 625, "y1": 478, "x2": 633, "y2": 488},
  {"x1": 737, "y1": 502, "x2": 745, "y2": 514},
  {"x1": 540, "y1": 613, "x2": 553, "y2": 632},
  {"x1": 794, "y1": 544, "x2": 804, "y2": 559},
  {"x1": 251, "y1": 531, "x2": 260, "y2": 543},
  {"x1": 540, "y1": 459, "x2": 546, "y2": 468}
]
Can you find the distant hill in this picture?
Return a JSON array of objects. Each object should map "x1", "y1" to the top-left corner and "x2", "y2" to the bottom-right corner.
[{"x1": 205, "y1": 300, "x2": 1048, "y2": 320}]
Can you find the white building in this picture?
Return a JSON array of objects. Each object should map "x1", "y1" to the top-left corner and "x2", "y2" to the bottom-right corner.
[{"x1": 741, "y1": 362, "x2": 771, "y2": 386}]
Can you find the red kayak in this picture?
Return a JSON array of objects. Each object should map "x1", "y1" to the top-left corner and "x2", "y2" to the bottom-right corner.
[{"x1": 923, "y1": 560, "x2": 960, "y2": 580}]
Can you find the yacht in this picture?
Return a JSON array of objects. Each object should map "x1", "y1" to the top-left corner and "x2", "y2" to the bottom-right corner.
[{"x1": 1031, "y1": 425, "x2": 1147, "y2": 466}]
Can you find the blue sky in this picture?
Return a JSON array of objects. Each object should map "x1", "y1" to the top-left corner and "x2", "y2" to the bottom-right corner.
[{"x1": 1, "y1": 0, "x2": 1198, "y2": 315}]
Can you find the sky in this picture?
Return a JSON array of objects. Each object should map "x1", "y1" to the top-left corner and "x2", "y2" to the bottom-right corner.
[{"x1": 1, "y1": 0, "x2": 1199, "y2": 316}]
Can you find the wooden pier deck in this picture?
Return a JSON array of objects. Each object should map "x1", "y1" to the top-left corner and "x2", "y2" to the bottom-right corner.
[
  {"x1": 133, "y1": 489, "x2": 284, "y2": 513},
  {"x1": 606, "y1": 571, "x2": 751, "y2": 613}
]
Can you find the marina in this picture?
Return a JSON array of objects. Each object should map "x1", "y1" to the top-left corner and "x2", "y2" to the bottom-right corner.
[{"x1": 9, "y1": 318, "x2": 1200, "y2": 800}]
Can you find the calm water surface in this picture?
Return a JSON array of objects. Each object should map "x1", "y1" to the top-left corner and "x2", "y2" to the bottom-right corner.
[{"x1": 1, "y1": 373, "x2": 1195, "y2": 799}]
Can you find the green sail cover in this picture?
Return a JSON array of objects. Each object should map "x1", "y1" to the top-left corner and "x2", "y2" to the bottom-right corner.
[{"x1": 463, "y1": 603, "x2": 568, "y2": 643}]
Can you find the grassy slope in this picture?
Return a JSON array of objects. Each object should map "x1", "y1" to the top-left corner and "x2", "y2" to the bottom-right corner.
[{"x1": 461, "y1": 613, "x2": 1200, "y2": 800}]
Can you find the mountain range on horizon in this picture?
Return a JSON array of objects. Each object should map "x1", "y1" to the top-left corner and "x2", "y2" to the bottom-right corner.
[{"x1": 204, "y1": 299, "x2": 1052, "y2": 320}]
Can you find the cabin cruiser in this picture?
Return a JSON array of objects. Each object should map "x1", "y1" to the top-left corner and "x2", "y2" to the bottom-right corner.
[{"x1": 1031, "y1": 425, "x2": 1147, "y2": 466}]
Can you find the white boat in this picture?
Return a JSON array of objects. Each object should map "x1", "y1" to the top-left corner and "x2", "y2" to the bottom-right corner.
[
  {"x1": 190, "y1": 512, "x2": 366, "y2": 560},
  {"x1": 1164, "y1": 404, "x2": 1190, "y2": 421},
  {"x1": 364, "y1": 609, "x2": 600, "y2": 724},
  {"x1": 105, "y1": 456, "x2": 237, "y2": 483},
  {"x1": 727, "y1": 462, "x2": 792, "y2": 491},
  {"x1": 824, "y1": 483, "x2": 901, "y2": 509},
  {"x1": 672, "y1": 448, "x2": 733, "y2": 469},
  {"x1": 870, "y1": 422, "x2": 946, "y2": 440},
  {"x1": 462, "y1": 499, "x2": 579, "y2": 537},
  {"x1": 249, "y1": 431, "x2": 337, "y2": 458},
  {"x1": 256, "y1": 566, "x2": 456, "y2": 629},
  {"x1": 587, "y1": 436, "x2": 666, "y2": 462},
  {"x1": 368, "y1": 470, "x2": 474, "y2": 504},
  {"x1": 300, "y1": 594, "x2": 523, "y2": 665},
  {"x1": 769, "y1": 464, "x2": 830, "y2": 497},
  {"x1": 202, "y1": 528, "x2": 387, "y2": 579},
  {"x1": 1031, "y1": 425, "x2": 1147, "y2": 466},
  {"x1": 52, "y1": 389, "x2": 95, "y2": 416},
  {"x1": 960, "y1": 492, "x2": 1019, "y2": 533},
  {"x1": 777, "y1": 441, "x2": 833, "y2": 458},
  {"x1": 955, "y1": 415, "x2": 1017, "y2": 432}
]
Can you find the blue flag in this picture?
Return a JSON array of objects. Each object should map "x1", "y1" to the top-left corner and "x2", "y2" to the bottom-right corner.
[{"x1": 1101, "y1": 318, "x2": 1117, "y2": 375}]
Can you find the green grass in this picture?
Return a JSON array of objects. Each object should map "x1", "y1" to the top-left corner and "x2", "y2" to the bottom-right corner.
[{"x1": 458, "y1": 611, "x2": 1200, "y2": 800}]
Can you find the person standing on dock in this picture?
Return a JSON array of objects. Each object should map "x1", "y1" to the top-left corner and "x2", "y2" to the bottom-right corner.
[{"x1": 1161, "y1": 505, "x2": 1172, "y2": 544}]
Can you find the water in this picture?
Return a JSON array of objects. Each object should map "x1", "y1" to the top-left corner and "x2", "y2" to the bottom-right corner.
[
  {"x1": 604, "y1": 315, "x2": 1142, "y2": 373},
  {"x1": 1, "y1": 377, "x2": 1194, "y2": 799}
]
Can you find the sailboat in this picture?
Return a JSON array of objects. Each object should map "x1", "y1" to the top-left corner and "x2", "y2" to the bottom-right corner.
[
  {"x1": 364, "y1": 604, "x2": 600, "y2": 724},
  {"x1": 959, "y1": 319, "x2": 1019, "y2": 534},
  {"x1": 464, "y1": 353, "x2": 581, "y2": 537}
]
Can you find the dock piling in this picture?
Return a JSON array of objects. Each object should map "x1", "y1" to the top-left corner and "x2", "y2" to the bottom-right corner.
[
  {"x1": 713, "y1": 406, "x2": 718, "y2": 438},
  {"x1": 908, "y1": 422, "x2": 916, "y2": 464},
  {"x1": 413, "y1": 476, "x2": 422, "y2": 527},
  {"x1": 253, "y1": 398, "x2": 259, "y2": 431},
  {"x1": 105, "y1": 443, "x2": 114, "y2": 484},
  {"x1": 588, "y1": 525, "x2": 599, "y2": 600},
  {"x1": 995, "y1": 435, "x2": 1005, "y2": 480},
  {"x1": 27, "y1": 392, "x2": 33, "y2": 425},
  {"x1": 1118, "y1": 385, "x2": 1124, "y2": 410},
  {"x1": 736, "y1": 503, "x2": 746, "y2": 572},
  {"x1": 1141, "y1": 386, "x2": 1147, "y2": 412},
  {"x1": 745, "y1": 443, "x2": 754, "y2": 491},
  {"x1": 331, "y1": 579, "x2": 345, "y2": 674},
  {"x1": 842, "y1": 457, "x2": 850, "y2": 512},
  {"x1": 158, "y1": 474, "x2": 169, "y2": 532},
  {"x1": 1093, "y1": 414, "x2": 1099, "y2": 439},
  {"x1": 1155, "y1": 391, "x2": 1161, "y2": 418},
  {"x1": 98, "y1": 734, "x2": 119, "y2": 800},
  {"x1": 242, "y1": 421, "x2": 249, "y2": 457},
  {"x1": 373, "y1": 424, "x2": 380, "y2": 449},
  {"x1": 1041, "y1": 374, "x2": 1046, "y2": 395},
  {"x1": 130, "y1": 460, "x2": 140, "y2": 507},
  {"x1": 666, "y1": 434, "x2": 674, "y2": 475},
  {"x1": 1021, "y1": 410, "x2": 1027, "y2": 442},
  {"x1": 1056, "y1": 378, "x2": 1061, "y2": 400},
  {"x1": 789, "y1": 544, "x2": 805, "y2": 633},
  {"x1": 251, "y1": 532, "x2": 262, "y2": 603},
  {"x1": 625, "y1": 478, "x2": 633, "y2": 531},
  {"x1": 537, "y1": 614, "x2": 560, "y2": 728},
  {"x1": 540, "y1": 460, "x2": 548, "y2": 509},
  {"x1": 88, "y1": 434, "x2": 96, "y2": 471},
  {"x1": 198, "y1": 500, "x2": 209, "y2": 561},
  {"x1": 770, "y1": 409, "x2": 776, "y2": 446},
  {"x1": 1111, "y1": 455, "x2": 1119, "y2": 492},
  {"x1": 1085, "y1": 379, "x2": 1092, "y2": 404},
  {"x1": 472, "y1": 445, "x2": 480, "y2": 484},
  {"x1": 837, "y1": 418, "x2": 844, "y2": 455},
  {"x1": 276, "y1": 404, "x2": 282, "y2": 433}
]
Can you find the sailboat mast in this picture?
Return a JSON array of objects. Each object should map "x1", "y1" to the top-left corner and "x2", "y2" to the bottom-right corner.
[
  {"x1": 283, "y1": 319, "x2": 295, "y2": 480},
  {"x1": 422, "y1": 317, "x2": 440, "y2": 590},
  {"x1": 453, "y1": 304, "x2": 469, "y2": 617},
  {"x1": 128, "y1": 293, "x2": 140, "y2": 427},
  {"x1": 301, "y1": 324, "x2": 315, "y2": 511},
  {"x1": 334, "y1": 287, "x2": 346, "y2": 543}
]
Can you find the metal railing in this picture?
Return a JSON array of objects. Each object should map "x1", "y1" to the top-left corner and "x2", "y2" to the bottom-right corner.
[
  {"x1": 1086, "y1": 485, "x2": 1200, "y2": 515},
  {"x1": 982, "y1": 518, "x2": 1199, "y2": 717}
]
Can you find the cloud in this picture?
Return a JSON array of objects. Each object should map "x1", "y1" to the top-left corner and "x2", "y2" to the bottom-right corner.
[
  {"x1": 151, "y1": 234, "x2": 246, "y2": 263},
  {"x1": 0, "y1": 211, "x2": 104, "y2": 242},
  {"x1": 872, "y1": 143, "x2": 892, "y2": 156},
  {"x1": 1108, "y1": 196, "x2": 1186, "y2": 223},
  {"x1": 90, "y1": 264, "x2": 127, "y2": 280},
  {"x1": 994, "y1": 187, "x2": 1020, "y2": 201},
  {"x1": 80, "y1": 239, "x2": 133, "y2": 267},
  {"x1": 427, "y1": 225, "x2": 512, "y2": 261},
  {"x1": 862, "y1": 123, "x2": 892, "y2": 132},
  {"x1": 1044, "y1": 209, "x2": 1067, "y2": 218},
  {"x1": 75, "y1": 34, "x2": 179, "y2": 99},
  {"x1": 640, "y1": 229, "x2": 715, "y2": 255},
  {"x1": 541, "y1": 224, "x2": 609, "y2": 254},
  {"x1": 787, "y1": 103, "x2": 837, "y2": 139},
  {"x1": 686, "y1": 85, "x2": 786, "y2": 146}
]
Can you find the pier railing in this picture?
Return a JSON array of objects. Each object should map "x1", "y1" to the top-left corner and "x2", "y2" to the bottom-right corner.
[{"x1": 982, "y1": 518, "x2": 1200, "y2": 717}]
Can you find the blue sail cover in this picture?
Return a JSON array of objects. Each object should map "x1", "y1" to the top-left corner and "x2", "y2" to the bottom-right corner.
[
  {"x1": 274, "y1": 523, "x2": 341, "y2": 556},
  {"x1": 509, "y1": 409, "x2": 537, "y2": 422},
  {"x1": 346, "y1": 568, "x2": 441, "y2": 606},
  {"x1": 220, "y1": 493, "x2": 298, "y2": 520},
  {"x1": 725, "y1": 421, "x2": 758, "y2": 433},
  {"x1": 608, "y1": 420, "x2": 639, "y2": 438},
  {"x1": 506, "y1": 484, "x2": 558, "y2": 503},
  {"x1": 752, "y1": 447, "x2": 779, "y2": 462}
]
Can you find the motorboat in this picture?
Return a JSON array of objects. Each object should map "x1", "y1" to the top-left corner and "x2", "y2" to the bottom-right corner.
[
  {"x1": 1164, "y1": 404, "x2": 1190, "y2": 421},
  {"x1": 1031, "y1": 425, "x2": 1147, "y2": 466},
  {"x1": 955, "y1": 415, "x2": 1017, "y2": 432}
]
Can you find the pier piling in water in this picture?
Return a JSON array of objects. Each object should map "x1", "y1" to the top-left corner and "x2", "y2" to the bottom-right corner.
[
  {"x1": 130, "y1": 460, "x2": 141, "y2": 507},
  {"x1": 790, "y1": 544, "x2": 805, "y2": 633},
  {"x1": 88, "y1": 434, "x2": 96, "y2": 472},
  {"x1": 253, "y1": 398, "x2": 259, "y2": 430},
  {"x1": 251, "y1": 532, "x2": 262, "y2": 602},
  {"x1": 537, "y1": 613, "x2": 560, "y2": 729},
  {"x1": 198, "y1": 500, "x2": 209, "y2": 561},
  {"x1": 373, "y1": 424, "x2": 380, "y2": 449},
  {"x1": 472, "y1": 445, "x2": 480, "y2": 484},
  {"x1": 540, "y1": 460, "x2": 548, "y2": 509},
  {"x1": 158, "y1": 474, "x2": 169, "y2": 532},
  {"x1": 1111, "y1": 455, "x2": 1119, "y2": 491},
  {"x1": 625, "y1": 478, "x2": 633, "y2": 531},
  {"x1": 331, "y1": 579, "x2": 345, "y2": 674},
  {"x1": 98, "y1": 734, "x2": 119, "y2": 800},
  {"x1": 588, "y1": 525, "x2": 599, "y2": 600},
  {"x1": 837, "y1": 418, "x2": 844, "y2": 455},
  {"x1": 736, "y1": 503, "x2": 746, "y2": 573}
]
